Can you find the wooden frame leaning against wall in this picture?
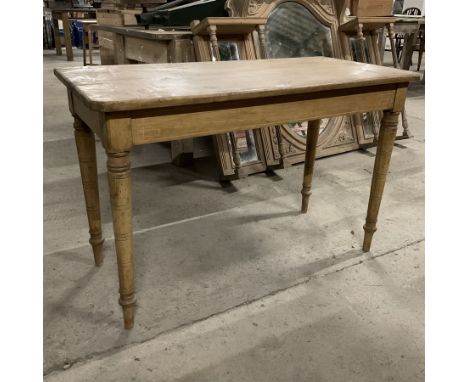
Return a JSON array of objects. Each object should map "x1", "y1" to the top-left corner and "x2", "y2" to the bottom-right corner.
[
  {"x1": 191, "y1": 17, "x2": 271, "y2": 179},
  {"x1": 225, "y1": 0, "x2": 381, "y2": 166}
]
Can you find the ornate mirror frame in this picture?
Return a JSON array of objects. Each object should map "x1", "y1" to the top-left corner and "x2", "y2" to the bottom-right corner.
[{"x1": 225, "y1": 0, "x2": 372, "y2": 166}]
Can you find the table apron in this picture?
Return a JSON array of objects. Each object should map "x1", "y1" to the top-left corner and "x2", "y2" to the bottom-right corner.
[
  {"x1": 71, "y1": 85, "x2": 406, "y2": 150},
  {"x1": 129, "y1": 88, "x2": 399, "y2": 145}
]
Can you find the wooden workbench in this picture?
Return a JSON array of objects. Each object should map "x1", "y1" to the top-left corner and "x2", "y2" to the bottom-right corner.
[
  {"x1": 51, "y1": 7, "x2": 97, "y2": 61},
  {"x1": 55, "y1": 57, "x2": 419, "y2": 329}
]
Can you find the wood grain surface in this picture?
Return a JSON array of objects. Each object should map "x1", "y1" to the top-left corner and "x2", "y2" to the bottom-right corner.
[{"x1": 54, "y1": 57, "x2": 419, "y2": 112}]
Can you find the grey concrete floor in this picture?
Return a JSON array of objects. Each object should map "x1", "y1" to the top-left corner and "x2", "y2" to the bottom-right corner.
[{"x1": 44, "y1": 48, "x2": 425, "y2": 381}]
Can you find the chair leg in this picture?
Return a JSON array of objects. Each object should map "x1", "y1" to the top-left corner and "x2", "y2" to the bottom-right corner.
[{"x1": 417, "y1": 37, "x2": 424, "y2": 71}]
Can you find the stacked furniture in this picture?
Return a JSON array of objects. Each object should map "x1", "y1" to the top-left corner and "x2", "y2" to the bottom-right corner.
[{"x1": 91, "y1": 0, "x2": 419, "y2": 179}]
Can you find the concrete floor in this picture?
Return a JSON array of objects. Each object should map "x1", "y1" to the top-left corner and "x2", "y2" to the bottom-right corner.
[{"x1": 44, "y1": 48, "x2": 425, "y2": 381}]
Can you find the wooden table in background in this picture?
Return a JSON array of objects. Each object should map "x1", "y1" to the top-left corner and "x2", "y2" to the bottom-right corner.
[
  {"x1": 54, "y1": 57, "x2": 419, "y2": 329},
  {"x1": 51, "y1": 7, "x2": 96, "y2": 61}
]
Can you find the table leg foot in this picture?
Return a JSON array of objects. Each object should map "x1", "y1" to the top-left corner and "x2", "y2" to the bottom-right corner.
[
  {"x1": 121, "y1": 298, "x2": 136, "y2": 329},
  {"x1": 363, "y1": 225, "x2": 377, "y2": 252},
  {"x1": 74, "y1": 118, "x2": 104, "y2": 266},
  {"x1": 107, "y1": 151, "x2": 136, "y2": 329},
  {"x1": 362, "y1": 111, "x2": 398, "y2": 252},
  {"x1": 301, "y1": 189, "x2": 312, "y2": 213},
  {"x1": 90, "y1": 235, "x2": 104, "y2": 266},
  {"x1": 301, "y1": 120, "x2": 320, "y2": 213}
]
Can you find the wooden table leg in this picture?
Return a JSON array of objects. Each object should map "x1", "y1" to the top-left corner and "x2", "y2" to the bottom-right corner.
[
  {"x1": 107, "y1": 151, "x2": 136, "y2": 329},
  {"x1": 88, "y1": 26, "x2": 94, "y2": 65},
  {"x1": 301, "y1": 119, "x2": 320, "y2": 213},
  {"x1": 52, "y1": 16, "x2": 62, "y2": 56},
  {"x1": 62, "y1": 12, "x2": 73, "y2": 61},
  {"x1": 363, "y1": 111, "x2": 399, "y2": 252},
  {"x1": 82, "y1": 25, "x2": 87, "y2": 66},
  {"x1": 73, "y1": 118, "x2": 104, "y2": 266}
]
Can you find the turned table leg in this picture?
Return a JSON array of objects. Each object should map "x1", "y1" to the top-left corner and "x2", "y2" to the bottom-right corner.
[
  {"x1": 301, "y1": 120, "x2": 320, "y2": 213},
  {"x1": 73, "y1": 118, "x2": 104, "y2": 266},
  {"x1": 207, "y1": 25, "x2": 220, "y2": 61},
  {"x1": 257, "y1": 24, "x2": 267, "y2": 59},
  {"x1": 107, "y1": 151, "x2": 136, "y2": 329},
  {"x1": 229, "y1": 132, "x2": 242, "y2": 177},
  {"x1": 363, "y1": 111, "x2": 399, "y2": 252}
]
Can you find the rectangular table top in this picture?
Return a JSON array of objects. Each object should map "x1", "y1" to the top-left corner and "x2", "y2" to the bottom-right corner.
[{"x1": 54, "y1": 57, "x2": 419, "y2": 113}]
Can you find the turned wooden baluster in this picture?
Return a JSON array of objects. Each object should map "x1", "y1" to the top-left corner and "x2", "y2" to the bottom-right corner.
[
  {"x1": 207, "y1": 25, "x2": 220, "y2": 61},
  {"x1": 73, "y1": 117, "x2": 104, "y2": 266},
  {"x1": 229, "y1": 131, "x2": 242, "y2": 176},
  {"x1": 257, "y1": 25, "x2": 267, "y2": 59},
  {"x1": 275, "y1": 125, "x2": 287, "y2": 167},
  {"x1": 107, "y1": 151, "x2": 136, "y2": 329},
  {"x1": 357, "y1": 23, "x2": 366, "y2": 62},
  {"x1": 301, "y1": 120, "x2": 321, "y2": 213},
  {"x1": 363, "y1": 111, "x2": 399, "y2": 252}
]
